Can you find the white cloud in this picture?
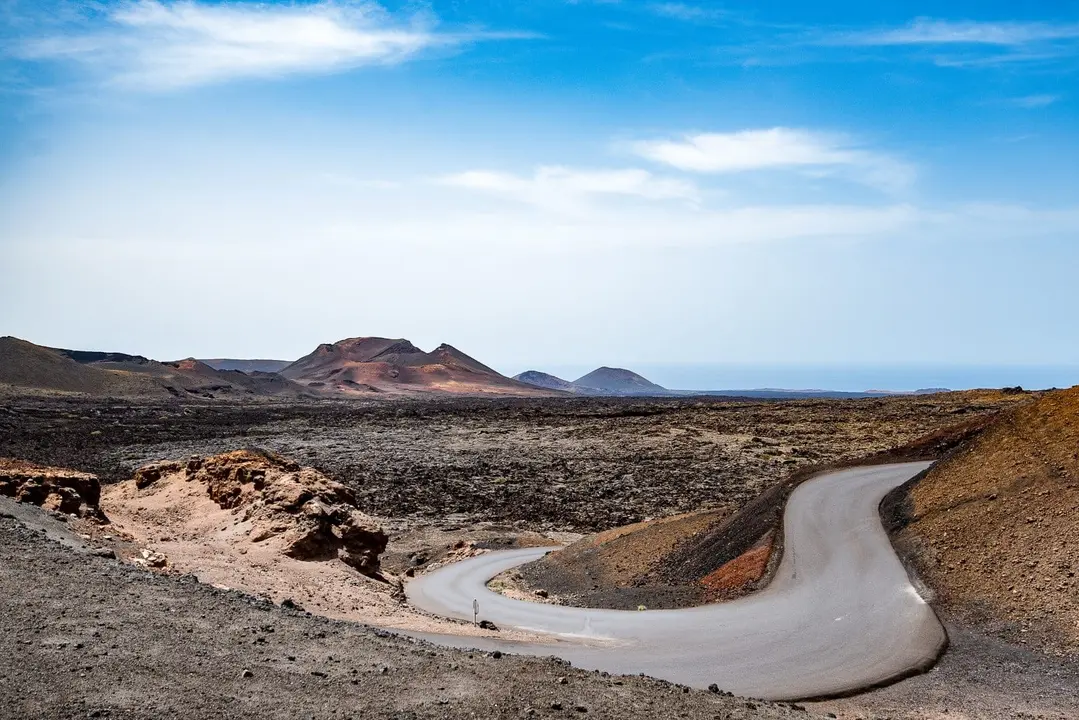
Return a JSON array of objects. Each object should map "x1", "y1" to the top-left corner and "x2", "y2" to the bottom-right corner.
[
  {"x1": 438, "y1": 166, "x2": 700, "y2": 212},
  {"x1": 14, "y1": 0, "x2": 526, "y2": 89},
  {"x1": 833, "y1": 18, "x2": 1079, "y2": 47},
  {"x1": 630, "y1": 128, "x2": 915, "y2": 193}
]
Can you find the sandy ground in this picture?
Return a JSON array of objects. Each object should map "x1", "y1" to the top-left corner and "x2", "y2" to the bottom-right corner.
[{"x1": 97, "y1": 475, "x2": 562, "y2": 642}]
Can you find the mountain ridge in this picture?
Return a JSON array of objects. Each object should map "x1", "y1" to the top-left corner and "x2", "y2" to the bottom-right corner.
[{"x1": 281, "y1": 336, "x2": 556, "y2": 397}]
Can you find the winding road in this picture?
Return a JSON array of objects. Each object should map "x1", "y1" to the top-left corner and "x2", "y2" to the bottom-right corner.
[{"x1": 406, "y1": 462, "x2": 946, "y2": 700}]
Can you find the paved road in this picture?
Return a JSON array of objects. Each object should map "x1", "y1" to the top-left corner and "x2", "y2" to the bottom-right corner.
[{"x1": 406, "y1": 462, "x2": 946, "y2": 700}]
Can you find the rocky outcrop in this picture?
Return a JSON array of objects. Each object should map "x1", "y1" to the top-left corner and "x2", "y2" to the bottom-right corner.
[
  {"x1": 132, "y1": 449, "x2": 387, "y2": 576},
  {"x1": 0, "y1": 458, "x2": 104, "y2": 519}
]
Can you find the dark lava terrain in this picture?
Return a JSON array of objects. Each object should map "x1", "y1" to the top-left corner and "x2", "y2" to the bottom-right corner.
[{"x1": 0, "y1": 392, "x2": 1018, "y2": 533}]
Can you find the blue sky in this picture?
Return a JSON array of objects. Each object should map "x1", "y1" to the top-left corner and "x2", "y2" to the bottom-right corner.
[{"x1": 1, "y1": 1, "x2": 1078, "y2": 388}]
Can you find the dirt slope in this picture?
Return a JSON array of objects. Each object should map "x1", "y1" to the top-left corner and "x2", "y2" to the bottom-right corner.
[
  {"x1": 889, "y1": 386, "x2": 1079, "y2": 655},
  {"x1": 510, "y1": 509, "x2": 731, "y2": 608},
  {"x1": 281, "y1": 336, "x2": 556, "y2": 396}
]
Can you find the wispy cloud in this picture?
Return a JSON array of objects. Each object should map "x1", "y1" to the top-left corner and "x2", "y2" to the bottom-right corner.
[
  {"x1": 630, "y1": 128, "x2": 914, "y2": 194},
  {"x1": 818, "y1": 18, "x2": 1079, "y2": 68},
  {"x1": 831, "y1": 18, "x2": 1079, "y2": 47},
  {"x1": 1007, "y1": 93, "x2": 1061, "y2": 108},
  {"x1": 648, "y1": 3, "x2": 730, "y2": 24},
  {"x1": 438, "y1": 166, "x2": 700, "y2": 212},
  {"x1": 13, "y1": 0, "x2": 531, "y2": 89}
]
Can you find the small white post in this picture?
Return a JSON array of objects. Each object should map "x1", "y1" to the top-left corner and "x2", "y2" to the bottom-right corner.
[{"x1": 473, "y1": 598, "x2": 479, "y2": 626}]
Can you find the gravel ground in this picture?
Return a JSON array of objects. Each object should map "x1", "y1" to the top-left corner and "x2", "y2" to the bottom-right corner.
[
  {"x1": 812, "y1": 625, "x2": 1079, "y2": 719},
  {"x1": 0, "y1": 498, "x2": 816, "y2": 720}
]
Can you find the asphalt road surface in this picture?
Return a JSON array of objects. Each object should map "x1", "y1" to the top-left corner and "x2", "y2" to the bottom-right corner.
[{"x1": 406, "y1": 462, "x2": 947, "y2": 700}]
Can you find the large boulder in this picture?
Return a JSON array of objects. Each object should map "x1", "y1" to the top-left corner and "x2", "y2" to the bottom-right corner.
[{"x1": 0, "y1": 458, "x2": 104, "y2": 519}]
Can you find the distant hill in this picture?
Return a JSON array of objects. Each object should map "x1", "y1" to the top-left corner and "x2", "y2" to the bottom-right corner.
[
  {"x1": 0, "y1": 337, "x2": 312, "y2": 400},
  {"x1": 514, "y1": 367, "x2": 669, "y2": 396},
  {"x1": 0, "y1": 337, "x2": 160, "y2": 396},
  {"x1": 200, "y1": 359, "x2": 292, "y2": 374},
  {"x1": 573, "y1": 367, "x2": 669, "y2": 396},
  {"x1": 512, "y1": 371, "x2": 600, "y2": 395},
  {"x1": 162, "y1": 358, "x2": 311, "y2": 397},
  {"x1": 281, "y1": 337, "x2": 557, "y2": 397}
]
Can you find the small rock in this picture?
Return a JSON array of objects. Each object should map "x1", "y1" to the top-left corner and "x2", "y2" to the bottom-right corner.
[
  {"x1": 242, "y1": 669, "x2": 253, "y2": 678},
  {"x1": 550, "y1": 702, "x2": 563, "y2": 710},
  {"x1": 557, "y1": 676, "x2": 568, "y2": 685},
  {"x1": 534, "y1": 589, "x2": 549, "y2": 598},
  {"x1": 488, "y1": 650, "x2": 502, "y2": 659},
  {"x1": 708, "y1": 683, "x2": 720, "y2": 694}
]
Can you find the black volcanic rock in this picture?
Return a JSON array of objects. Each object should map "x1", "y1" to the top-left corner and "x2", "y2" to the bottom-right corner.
[{"x1": 54, "y1": 349, "x2": 152, "y2": 366}]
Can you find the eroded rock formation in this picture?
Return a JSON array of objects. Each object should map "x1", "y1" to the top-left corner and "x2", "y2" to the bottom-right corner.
[{"x1": 131, "y1": 449, "x2": 387, "y2": 576}]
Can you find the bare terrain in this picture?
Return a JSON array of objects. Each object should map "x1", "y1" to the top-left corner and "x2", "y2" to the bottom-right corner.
[
  {"x1": 0, "y1": 501, "x2": 817, "y2": 720},
  {"x1": 885, "y1": 385, "x2": 1079, "y2": 656},
  {"x1": 2, "y1": 388, "x2": 1076, "y2": 718}
]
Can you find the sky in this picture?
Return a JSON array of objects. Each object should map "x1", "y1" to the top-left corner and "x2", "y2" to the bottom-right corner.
[{"x1": 1, "y1": 0, "x2": 1079, "y2": 390}]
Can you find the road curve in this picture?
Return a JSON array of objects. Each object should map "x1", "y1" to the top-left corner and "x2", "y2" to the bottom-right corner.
[{"x1": 405, "y1": 462, "x2": 946, "y2": 701}]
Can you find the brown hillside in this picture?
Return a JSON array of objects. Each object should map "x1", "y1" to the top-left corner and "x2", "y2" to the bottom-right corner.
[
  {"x1": 0, "y1": 337, "x2": 312, "y2": 400},
  {"x1": 892, "y1": 386, "x2": 1079, "y2": 655},
  {"x1": 281, "y1": 336, "x2": 556, "y2": 397},
  {"x1": 0, "y1": 337, "x2": 162, "y2": 396}
]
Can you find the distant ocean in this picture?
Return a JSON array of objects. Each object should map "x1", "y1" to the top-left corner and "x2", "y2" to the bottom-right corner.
[{"x1": 529, "y1": 364, "x2": 1079, "y2": 394}]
